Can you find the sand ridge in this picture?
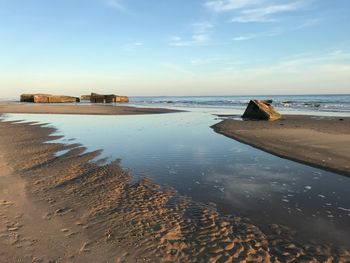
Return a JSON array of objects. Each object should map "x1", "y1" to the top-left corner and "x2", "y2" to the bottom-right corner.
[
  {"x1": 0, "y1": 118, "x2": 349, "y2": 262},
  {"x1": 0, "y1": 102, "x2": 180, "y2": 115},
  {"x1": 212, "y1": 115, "x2": 350, "y2": 176}
]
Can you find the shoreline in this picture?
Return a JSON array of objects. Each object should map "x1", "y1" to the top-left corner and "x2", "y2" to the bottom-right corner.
[
  {"x1": 0, "y1": 102, "x2": 180, "y2": 115},
  {"x1": 212, "y1": 115, "x2": 350, "y2": 177}
]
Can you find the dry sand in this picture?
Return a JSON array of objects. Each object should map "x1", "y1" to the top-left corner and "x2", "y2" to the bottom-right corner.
[
  {"x1": 213, "y1": 115, "x2": 350, "y2": 177},
  {"x1": 0, "y1": 116, "x2": 350, "y2": 262},
  {"x1": 0, "y1": 102, "x2": 179, "y2": 115}
]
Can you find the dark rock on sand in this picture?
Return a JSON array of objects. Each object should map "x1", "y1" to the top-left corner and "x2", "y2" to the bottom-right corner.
[
  {"x1": 80, "y1": 95, "x2": 91, "y2": 101},
  {"x1": 35, "y1": 95, "x2": 80, "y2": 103},
  {"x1": 46, "y1": 96, "x2": 80, "y2": 103},
  {"x1": 20, "y1": 94, "x2": 80, "y2": 103},
  {"x1": 20, "y1": 93, "x2": 51, "y2": 102},
  {"x1": 242, "y1": 100, "x2": 282, "y2": 121},
  {"x1": 115, "y1": 96, "x2": 129, "y2": 103},
  {"x1": 90, "y1": 93, "x2": 129, "y2": 103}
]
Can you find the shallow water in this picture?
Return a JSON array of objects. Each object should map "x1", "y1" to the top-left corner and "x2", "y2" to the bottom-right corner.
[{"x1": 4, "y1": 111, "x2": 350, "y2": 248}]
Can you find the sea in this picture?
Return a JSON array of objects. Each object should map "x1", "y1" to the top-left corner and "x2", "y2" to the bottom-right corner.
[{"x1": 128, "y1": 94, "x2": 350, "y2": 116}]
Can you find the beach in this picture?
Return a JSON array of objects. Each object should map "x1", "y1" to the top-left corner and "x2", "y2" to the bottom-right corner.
[
  {"x1": 1, "y1": 109, "x2": 350, "y2": 262},
  {"x1": 212, "y1": 115, "x2": 350, "y2": 177},
  {"x1": 3, "y1": 0, "x2": 350, "y2": 260},
  {"x1": 0, "y1": 102, "x2": 179, "y2": 115}
]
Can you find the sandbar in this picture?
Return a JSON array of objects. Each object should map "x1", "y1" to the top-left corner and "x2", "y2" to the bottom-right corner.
[
  {"x1": 0, "y1": 102, "x2": 179, "y2": 115},
  {"x1": 212, "y1": 115, "x2": 350, "y2": 176}
]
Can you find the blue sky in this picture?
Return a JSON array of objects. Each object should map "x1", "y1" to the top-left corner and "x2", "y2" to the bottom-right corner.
[{"x1": 0, "y1": 0, "x2": 349, "y2": 97}]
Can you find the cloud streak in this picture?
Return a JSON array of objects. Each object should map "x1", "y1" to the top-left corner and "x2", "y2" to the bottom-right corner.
[
  {"x1": 233, "y1": 18, "x2": 320, "y2": 41},
  {"x1": 106, "y1": 0, "x2": 128, "y2": 13},
  {"x1": 231, "y1": 2, "x2": 304, "y2": 23},
  {"x1": 205, "y1": 0, "x2": 308, "y2": 23},
  {"x1": 233, "y1": 30, "x2": 280, "y2": 41},
  {"x1": 205, "y1": 0, "x2": 262, "y2": 12},
  {"x1": 169, "y1": 21, "x2": 214, "y2": 47}
]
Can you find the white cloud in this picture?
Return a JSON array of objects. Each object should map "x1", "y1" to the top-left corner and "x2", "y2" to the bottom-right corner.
[
  {"x1": 169, "y1": 21, "x2": 214, "y2": 47},
  {"x1": 232, "y1": 2, "x2": 303, "y2": 23},
  {"x1": 189, "y1": 58, "x2": 243, "y2": 68},
  {"x1": 205, "y1": 1, "x2": 308, "y2": 23},
  {"x1": 233, "y1": 30, "x2": 280, "y2": 40},
  {"x1": 232, "y1": 19, "x2": 319, "y2": 41},
  {"x1": 106, "y1": 0, "x2": 128, "y2": 12},
  {"x1": 205, "y1": 0, "x2": 262, "y2": 12}
]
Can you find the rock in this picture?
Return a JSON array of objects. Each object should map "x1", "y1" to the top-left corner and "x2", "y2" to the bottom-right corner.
[
  {"x1": 90, "y1": 93, "x2": 129, "y2": 103},
  {"x1": 20, "y1": 93, "x2": 51, "y2": 102},
  {"x1": 105, "y1": 94, "x2": 117, "y2": 103},
  {"x1": 242, "y1": 100, "x2": 282, "y2": 121},
  {"x1": 115, "y1": 96, "x2": 129, "y2": 103},
  {"x1": 33, "y1": 94, "x2": 50, "y2": 103},
  {"x1": 90, "y1": 93, "x2": 116, "y2": 103},
  {"x1": 47, "y1": 96, "x2": 80, "y2": 103},
  {"x1": 90, "y1": 93, "x2": 106, "y2": 103},
  {"x1": 33, "y1": 95, "x2": 79, "y2": 103},
  {"x1": 81, "y1": 95, "x2": 91, "y2": 101},
  {"x1": 21, "y1": 94, "x2": 79, "y2": 103}
]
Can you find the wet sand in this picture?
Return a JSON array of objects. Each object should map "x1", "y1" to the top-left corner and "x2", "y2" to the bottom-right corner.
[
  {"x1": 0, "y1": 102, "x2": 179, "y2": 115},
  {"x1": 1, "y1": 117, "x2": 350, "y2": 262},
  {"x1": 212, "y1": 115, "x2": 350, "y2": 177}
]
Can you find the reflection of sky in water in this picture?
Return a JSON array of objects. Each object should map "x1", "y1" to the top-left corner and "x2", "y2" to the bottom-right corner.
[{"x1": 4, "y1": 112, "x2": 350, "y2": 247}]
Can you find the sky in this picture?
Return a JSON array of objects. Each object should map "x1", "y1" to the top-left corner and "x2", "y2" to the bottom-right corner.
[{"x1": 0, "y1": 0, "x2": 349, "y2": 97}]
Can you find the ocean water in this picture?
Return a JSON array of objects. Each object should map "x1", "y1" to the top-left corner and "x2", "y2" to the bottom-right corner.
[
  {"x1": 129, "y1": 94, "x2": 350, "y2": 115},
  {"x1": 4, "y1": 110, "x2": 350, "y2": 248}
]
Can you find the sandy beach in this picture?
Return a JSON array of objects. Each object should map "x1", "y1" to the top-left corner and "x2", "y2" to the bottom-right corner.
[
  {"x1": 212, "y1": 115, "x2": 350, "y2": 177},
  {"x1": 1, "y1": 114, "x2": 350, "y2": 262},
  {"x1": 0, "y1": 102, "x2": 179, "y2": 115}
]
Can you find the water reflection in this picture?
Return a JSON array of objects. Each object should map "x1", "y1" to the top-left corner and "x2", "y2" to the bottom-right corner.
[{"x1": 4, "y1": 112, "x2": 350, "y2": 247}]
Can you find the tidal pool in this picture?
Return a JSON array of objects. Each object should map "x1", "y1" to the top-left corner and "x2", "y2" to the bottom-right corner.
[{"x1": 4, "y1": 111, "x2": 350, "y2": 248}]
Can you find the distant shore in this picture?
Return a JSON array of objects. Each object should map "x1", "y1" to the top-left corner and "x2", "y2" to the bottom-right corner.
[
  {"x1": 0, "y1": 102, "x2": 180, "y2": 115},
  {"x1": 212, "y1": 115, "x2": 350, "y2": 176}
]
